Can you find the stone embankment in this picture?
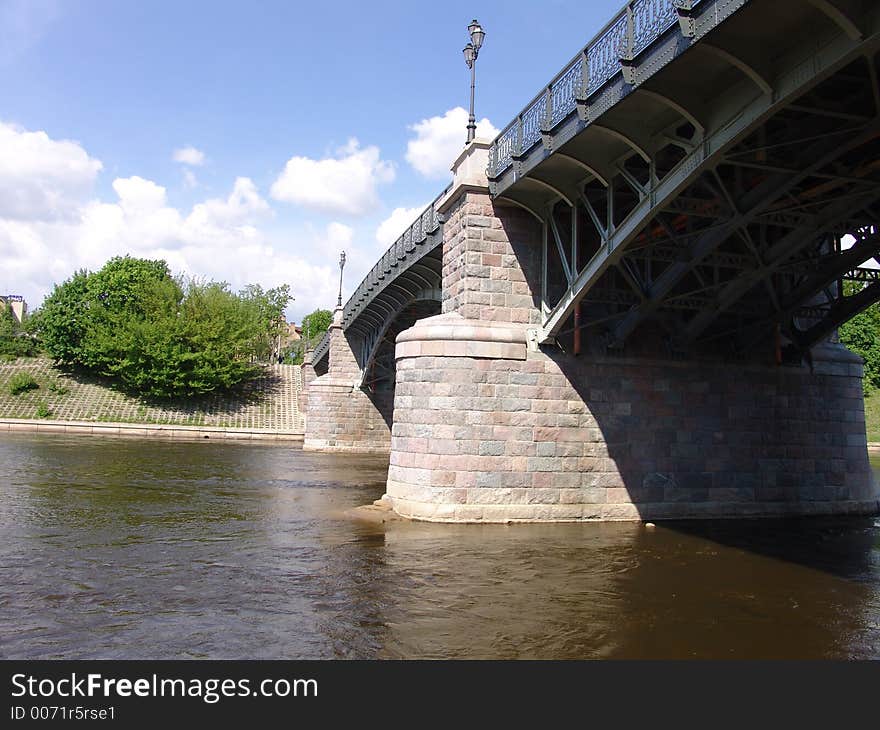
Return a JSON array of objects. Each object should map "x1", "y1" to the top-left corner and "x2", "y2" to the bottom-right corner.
[{"x1": 0, "y1": 357, "x2": 303, "y2": 440}]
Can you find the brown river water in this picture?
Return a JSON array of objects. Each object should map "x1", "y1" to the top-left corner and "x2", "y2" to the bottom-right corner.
[{"x1": 1, "y1": 432, "x2": 878, "y2": 659}]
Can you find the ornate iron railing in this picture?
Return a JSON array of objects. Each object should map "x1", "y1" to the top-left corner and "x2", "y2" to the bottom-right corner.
[
  {"x1": 342, "y1": 190, "x2": 446, "y2": 327},
  {"x1": 633, "y1": 0, "x2": 680, "y2": 55},
  {"x1": 488, "y1": 0, "x2": 702, "y2": 178}
]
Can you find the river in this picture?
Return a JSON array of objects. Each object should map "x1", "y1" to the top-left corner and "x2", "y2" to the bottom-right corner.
[{"x1": 1, "y1": 432, "x2": 878, "y2": 659}]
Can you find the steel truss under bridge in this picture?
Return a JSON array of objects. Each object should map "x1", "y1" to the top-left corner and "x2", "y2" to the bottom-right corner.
[{"x1": 488, "y1": 0, "x2": 880, "y2": 359}]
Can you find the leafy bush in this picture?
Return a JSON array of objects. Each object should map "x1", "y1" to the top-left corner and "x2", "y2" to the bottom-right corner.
[
  {"x1": 9, "y1": 372, "x2": 39, "y2": 395},
  {"x1": 35, "y1": 401, "x2": 52, "y2": 419},
  {"x1": 33, "y1": 256, "x2": 291, "y2": 398},
  {"x1": 32, "y1": 268, "x2": 91, "y2": 366},
  {"x1": 839, "y1": 281, "x2": 880, "y2": 396},
  {"x1": 0, "y1": 304, "x2": 38, "y2": 358}
]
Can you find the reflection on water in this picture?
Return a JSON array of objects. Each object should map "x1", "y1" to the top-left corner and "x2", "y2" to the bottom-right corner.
[{"x1": 0, "y1": 433, "x2": 878, "y2": 659}]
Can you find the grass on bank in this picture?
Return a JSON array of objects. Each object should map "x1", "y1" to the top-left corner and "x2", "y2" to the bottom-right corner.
[
  {"x1": 0, "y1": 356, "x2": 302, "y2": 431},
  {"x1": 8, "y1": 371, "x2": 39, "y2": 395}
]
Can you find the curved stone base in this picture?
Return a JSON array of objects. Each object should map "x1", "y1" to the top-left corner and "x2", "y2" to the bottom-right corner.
[
  {"x1": 386, "y1": 490, "x2": 880, "y2": 523},
  {"x1": 384, "y1": 314, "x2": 879, "y2": 523}
]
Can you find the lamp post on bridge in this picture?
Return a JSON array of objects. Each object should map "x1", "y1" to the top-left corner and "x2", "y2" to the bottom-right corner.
[
  {"x1": 463, "y1": 19, "x2": 485, "y2": 144},
  {"x1": 337, "y1": 250, "x2": 346, "y2": 308},
  {"x1": 328, "y1": 249, "x2": 347, "y2": 343}
]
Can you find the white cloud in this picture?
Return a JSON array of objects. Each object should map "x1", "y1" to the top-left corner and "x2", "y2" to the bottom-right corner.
[
  {"x1": 406, "y1": 106, "x2": 498, "y2": 178},
  {"x1": 270, "y1": 138, "x2": 395, "y2": 216},
  {"x1": 0, "y1": 121, "x2": 102, "y2": 221},
  {"x1": 0, "y1": 123, "x2": 409, "y2": 322},
  {"x1": 375, "y1": 204, "x2": 428, "y2": 247},
  {"x1": 405, "y1": 107, "x2": 499, "y2": 179},
  {"x1": 182, "y1": 169, "x2": 198, "y2": 188},
  {"x1": 71, "y1": 175, "x2": 272, "y2": 261},
  {"x1": 113, "y1": 175, "x2": 168, "y2": 212},
  {"x1": 172, "y1": 146, "x2": 205, "y2": 166},
  {"x1": 326, "y1": 221, "x2": 354, "y2": 248},
  {"x1": 186, "y1": 177, "x2": 269, "y2": 230}
]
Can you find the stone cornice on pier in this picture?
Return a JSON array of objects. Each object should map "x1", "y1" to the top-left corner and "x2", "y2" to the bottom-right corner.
[{"x1": 396, "y1": 313, "x2": 527, "y2": 361}]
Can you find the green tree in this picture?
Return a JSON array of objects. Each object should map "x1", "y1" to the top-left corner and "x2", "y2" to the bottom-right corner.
[
  {"x1": 0, "y1": 294, "x2": 38, "y2": 360},
  {"x1": 286, "y1": 308, "x2": 333, "y2": 364},
  {"x1": 81, "y1": 257, "x2": 181, "y2": 375},
  {"x1": 178, "y1": 281, "x2": 263, "y2": 392},
  {"x1": 238, "y1": 283, "x2": 292, "y2": 361},
  {"x1": 838, "y1": 281, "x2": 880, "y2": 395},
  {"x1": 301, "y1": 309, "x2": 332, "y2": 342},
  {"x1": 0, "y1": 300, "x2": 37, "y2": 358},
  {"x1": 33, "y1": 256, "x2": 291, "y2": 398},
  {"x1": 32, "y1": 269, "x2": 91, "y2": 365},
  {"x1": 0, "y1": 304, "x2": 16, "y2": 341},
  {"x1": 90, "y1": 274, "x2": 187, "y2": 396}
]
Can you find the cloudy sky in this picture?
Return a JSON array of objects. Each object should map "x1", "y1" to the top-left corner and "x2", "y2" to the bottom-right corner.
[{"x1": 0, "y1": 0, "x2": 623, "y2": 322}]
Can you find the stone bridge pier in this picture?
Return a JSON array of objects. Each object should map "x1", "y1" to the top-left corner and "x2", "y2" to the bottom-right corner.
[
  {"x1": 382, "y1": 142, "x2": 878, "y2": 522},
  {"x1": 302, "y1": 306, "x2": 392, "y2": 453}
]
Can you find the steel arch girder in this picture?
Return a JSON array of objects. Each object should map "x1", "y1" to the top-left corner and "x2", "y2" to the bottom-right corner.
[
  {"x1": 537, "y1": 26, "x2": 880, "y2": 343},
  {"x1": 790, "y1": 279, "x2": 880, "y2": 352},
  {"x1": 775, "y1": 231, "x2": 880, "y2": 340}
]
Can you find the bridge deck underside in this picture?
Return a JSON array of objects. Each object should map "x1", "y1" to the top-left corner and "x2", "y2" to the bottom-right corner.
[
  {"x1": 362, "y1": 298, "x2": 441, "y2": 393},
  {"x1": 494, "y1": 0, "x2": 880, "y2": 361}
]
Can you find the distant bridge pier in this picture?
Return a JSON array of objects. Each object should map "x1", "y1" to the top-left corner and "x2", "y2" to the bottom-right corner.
[
  {"x1": 302, "y1": 306, "x2": 392, "y2": 453},
  {"x1": 298, "y1": 347, "x2": 317, "y2": 417},
  {"x1": 383, "y1": 142, "x2": 877, "y2": 521}
]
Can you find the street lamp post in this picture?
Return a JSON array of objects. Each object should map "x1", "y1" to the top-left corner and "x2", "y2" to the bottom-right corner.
[
  {"x1": 463, "y1": 19, "x2": 485, "y2": 144},
  {"x1": 337, "y1": 250, "x2": 346, "y2": 308}
]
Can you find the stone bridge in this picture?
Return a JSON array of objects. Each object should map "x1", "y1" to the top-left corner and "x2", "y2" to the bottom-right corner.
[{"x1": 303, "y1": 0, "x2": 880, "y2": 522}]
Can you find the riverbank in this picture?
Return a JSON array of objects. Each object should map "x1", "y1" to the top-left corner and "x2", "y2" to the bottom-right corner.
[
  {"x1": 0, "y1": 357, "x2": 303, "y2": 433},
  {"x1": 0, "y1": 418, "x2": 303, "y2": 442}
]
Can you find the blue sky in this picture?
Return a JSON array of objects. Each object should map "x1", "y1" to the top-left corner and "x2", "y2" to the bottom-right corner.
[{"x1": 0, "y1": 0, "x2": 624, "y2": 321}]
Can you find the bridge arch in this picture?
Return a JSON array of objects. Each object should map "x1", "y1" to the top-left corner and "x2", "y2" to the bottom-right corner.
[
  {"x1": 358, "y1": 288, "x2": 441, "y2": 389},
  {"x1": 307, "y1": 0, "x2": 880, "y2": 522}
]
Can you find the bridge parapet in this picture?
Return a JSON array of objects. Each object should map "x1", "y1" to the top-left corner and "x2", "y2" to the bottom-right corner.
[
  {"x1": 312, "y1": 186, "x2": 448, "y2": 373},
  {"x1": 489, "y1": 0, "x2": 708, "y2": 179}
]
